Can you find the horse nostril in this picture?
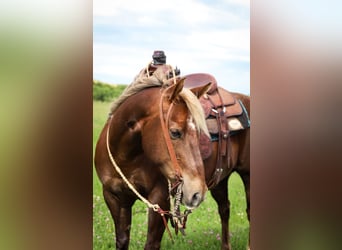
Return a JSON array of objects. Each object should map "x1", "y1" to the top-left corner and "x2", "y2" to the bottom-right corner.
[{"x1": 191, "y1": 192, "x2": 202, "y2": 206}]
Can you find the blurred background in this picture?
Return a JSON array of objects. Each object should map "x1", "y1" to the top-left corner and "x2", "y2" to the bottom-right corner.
[{"x1": 0, "y1": 0, "x2": 341, "y2": 249}]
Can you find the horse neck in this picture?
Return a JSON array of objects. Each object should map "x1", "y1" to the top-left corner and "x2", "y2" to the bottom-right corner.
[{"x1": 108, "y1": 87, "x2": 162, "y2": 164}]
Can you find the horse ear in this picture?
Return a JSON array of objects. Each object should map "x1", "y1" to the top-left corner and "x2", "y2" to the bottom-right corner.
[
  {"x1": 169, "y1": 77, "x2": 185, "y2": 102},
  {"x1": 190, "y1": 82, "x2": 212, "y2": 99}
]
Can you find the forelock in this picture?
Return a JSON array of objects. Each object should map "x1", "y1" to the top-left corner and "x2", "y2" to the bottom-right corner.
[{"x1": 179, "y1": 88, "x2": 209, "y2": 137}]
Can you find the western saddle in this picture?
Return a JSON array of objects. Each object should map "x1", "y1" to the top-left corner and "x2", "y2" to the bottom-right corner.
[{"x1": 184, "y1": 73, "x2": 250, "y2": 188}]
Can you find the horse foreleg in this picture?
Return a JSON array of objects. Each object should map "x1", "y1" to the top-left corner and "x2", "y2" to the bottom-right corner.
[
  {"x1": 103, "y1": 188, "x2": 133, "y2": 250},
  {"x1": 144, "y1": 186, "x2": 169, "y2": 250},
  {"x1": 211, "y1": 176, "x2": 231, "y2": 250},
  {"x1": 143, "y1": 208, "x2": 167, "y2": 250}
]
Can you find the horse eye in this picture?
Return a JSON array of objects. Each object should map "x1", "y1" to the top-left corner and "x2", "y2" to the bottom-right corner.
[{"x1": 169, "y1": 129, "x2": 182, "y2": 139}]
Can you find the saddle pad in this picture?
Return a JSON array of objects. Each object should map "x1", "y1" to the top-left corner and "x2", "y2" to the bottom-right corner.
[
  {"x1": 183, "y1": 73, "x2": 218, "y2": 94},
  {"x1": 206, "y1": 100, "x2": 250, "y2": 135}
]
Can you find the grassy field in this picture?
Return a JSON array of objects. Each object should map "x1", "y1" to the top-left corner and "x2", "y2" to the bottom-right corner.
[{"x1": 93, "y1": 100, "x2": 249, "y2": 250}]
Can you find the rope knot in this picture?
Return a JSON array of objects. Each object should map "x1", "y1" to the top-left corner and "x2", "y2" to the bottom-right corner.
[{"x1": 152, "y1": 204, "x2": 161, "y2": 212}]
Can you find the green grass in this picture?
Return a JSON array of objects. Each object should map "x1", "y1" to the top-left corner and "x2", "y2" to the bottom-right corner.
[{"x1": 93, "y1": 101, "x2": 249, "y2": 250}]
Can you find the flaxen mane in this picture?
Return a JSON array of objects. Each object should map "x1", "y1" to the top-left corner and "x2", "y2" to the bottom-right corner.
[{"x1": 110, "y1": 67, "x2": 209, "y2": 136}]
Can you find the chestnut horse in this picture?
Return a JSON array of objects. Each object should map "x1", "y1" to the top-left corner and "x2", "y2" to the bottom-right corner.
[
  {"x1": 95, "y1": 69, "x2": 250, "y2": 250},
  {"x1": 95, "y1": 69, "x2": 212, "y2": 249}
]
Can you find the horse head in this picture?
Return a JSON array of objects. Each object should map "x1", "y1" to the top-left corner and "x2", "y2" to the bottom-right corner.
[{"x1": 142, "y1": 77, "x2": 211, "y2": 209}]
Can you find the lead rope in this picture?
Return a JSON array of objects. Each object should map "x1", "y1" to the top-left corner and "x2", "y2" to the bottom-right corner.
[
  {"x1": 145, "y1": 62, "x2": 177, "y2": 85},
  {"x1": 146, "y1": 61, "x2": 152, "y2": 77},
  {"x1": 106, "y1": 117, "x2": 160, "y2": 212},
  {"x1": 106, "y1": 116, "x2": 175, "y2": 242},
  {"x1": 171, "y1": 67, "x2": 177, "y2": 85}
]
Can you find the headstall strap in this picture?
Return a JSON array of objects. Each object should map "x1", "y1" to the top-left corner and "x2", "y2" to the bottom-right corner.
[
  {"x1": 158, "y1": 86, "x2": 183, "y2": 180},
  {"x1": 159, "y1": 86, "x2": 195, "y2": 237}
]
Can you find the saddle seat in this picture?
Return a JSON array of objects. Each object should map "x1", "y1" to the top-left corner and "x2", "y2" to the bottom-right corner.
[
  {"x1": 183, "y1": 73, "x2": 243, "y2": 118},
  {"x1": 183, "y1": 73, "x2": 218, "y2": 94}
]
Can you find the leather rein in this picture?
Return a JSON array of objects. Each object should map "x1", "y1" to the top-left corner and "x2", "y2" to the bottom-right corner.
[{"x1": 105, "y1": 85, "x2": 192, "y2": 242}]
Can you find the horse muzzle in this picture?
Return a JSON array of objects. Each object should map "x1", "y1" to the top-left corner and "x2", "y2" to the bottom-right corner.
[
  {"x1": 181, "y1": 177, "x2": 207, "y2": 209},
  {"x1": 182, "y1": 191, "x2": 204, "y2": 209}
]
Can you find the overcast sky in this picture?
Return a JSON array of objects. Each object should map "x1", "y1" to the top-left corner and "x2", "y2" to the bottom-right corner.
[{"x1": 93, "y1": 0, "x2": 250, "y2": 94}]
